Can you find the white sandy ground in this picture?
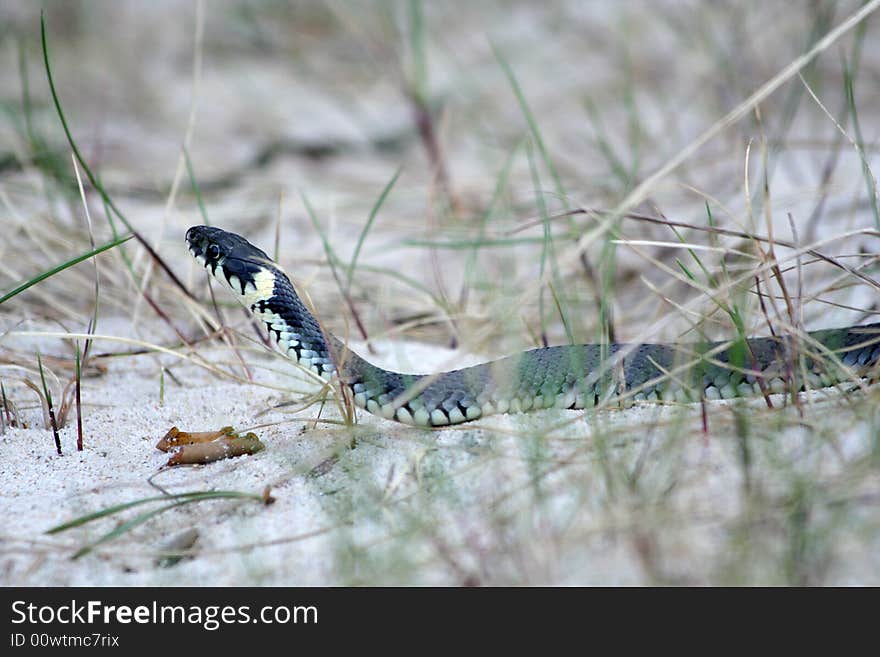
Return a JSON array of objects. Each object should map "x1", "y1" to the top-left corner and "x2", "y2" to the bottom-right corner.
[{"x1": 2, "y1": 315, "x2": 880, "y2": 585}]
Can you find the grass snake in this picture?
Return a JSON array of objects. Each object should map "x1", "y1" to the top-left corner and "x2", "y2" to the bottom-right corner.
[{"x1": 186, "y1": 225, "x2": 880, "y2": 427}]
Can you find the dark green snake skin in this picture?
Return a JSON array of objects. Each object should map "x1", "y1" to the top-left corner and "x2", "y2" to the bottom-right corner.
[{"x1": 186, "y1": 225, "x2": 880, "y2": 427}]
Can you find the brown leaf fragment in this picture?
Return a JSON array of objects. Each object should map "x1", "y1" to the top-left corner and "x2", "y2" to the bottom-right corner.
[
  {"x1": 155, "y1": 426, "x2": 234, "y2": 452},
  {"x1": 164, "y1": 433, "x2": 265, "y2": 466}
]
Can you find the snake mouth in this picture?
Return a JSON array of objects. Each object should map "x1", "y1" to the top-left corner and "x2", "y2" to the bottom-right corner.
[
  {"x1": 185, "y1": 227, "x2": 209, "y2": 264},
  {"x1": 185, "y1": 225, "x2": 230, "y2": 275},
  {"x1": 187, "y1": 243, "x2": 208, "y2": 268}
]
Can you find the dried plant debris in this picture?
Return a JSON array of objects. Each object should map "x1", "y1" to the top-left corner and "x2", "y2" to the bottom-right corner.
[
  {"x1": 165, "y1": 436, "x2": 265, "y2": 466},
  {"x1": 1, "y1": 382, "x2": 26, "y2": 430},
  {"x1": 156, "y1": 426, "x2": 265, "y2": 466},
  {"x1": 155, "y1": 426, "x2": 234, "y2": 451}
]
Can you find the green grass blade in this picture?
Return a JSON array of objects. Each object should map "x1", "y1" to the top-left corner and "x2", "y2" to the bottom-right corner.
[
  {"x1": 46, "y1": 495, "x2": 175, "y2": 534},
  {"x1": 41, "y1": 12, "x2": 125, "y2": 223},
  {"x1": 0, "y1": 234, "x2": 133, "y2": 306},
  {"x1": 492, "y1": 42, "x2": 567, "y2": 203},
  {"x1": 47, "y1": 490, "x2": 262, "y2": 533},
  {"x1": 407, "y1": 0, "x2": 427, "y2": 103},
  {"x1": 36, "y1": 352, "x2": 62, "y2": 455},
  {"x1": 346, "y1": 166, "x2": 401, "y2": 290},
  {"x1": 71, "y1": 501, "x2": 185, "y2": 559},
  {"x1": 41, "y1": 12, "x2": 192, "y2": 299},
  {"x1": 68, "y1": 491, "x2": 263, "y2": 559},
  {"x1": 843, "y1": 27, "x2": 880, "y2": 231},
  {"x1": 184, "y1": 145, "x2": 211, "y2": 225}
]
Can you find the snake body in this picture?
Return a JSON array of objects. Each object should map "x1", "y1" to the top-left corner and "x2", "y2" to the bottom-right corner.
[{"x1": 186, "y1": 225, "x2": 880, "y2": 427}]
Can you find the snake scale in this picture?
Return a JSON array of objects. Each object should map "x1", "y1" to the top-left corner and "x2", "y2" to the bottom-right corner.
[{"x1": 186, "y1": 225, "x2": 880, "y2": 427}]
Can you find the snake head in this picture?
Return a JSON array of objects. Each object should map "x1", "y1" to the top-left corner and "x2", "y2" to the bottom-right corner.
[{"x1": 186, "y1": 225, "x2": 275, "y2": 297}]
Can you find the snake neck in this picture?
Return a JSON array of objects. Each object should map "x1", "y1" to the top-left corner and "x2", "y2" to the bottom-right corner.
[
  {"x1": 239, "y1": 262, "x2": 387, "y2": 391},
  {"x1": 242, "y1": 264, "x2": 340, "y2": 380},
  {"x1": 238, "y1": 265, "x2": 435, "y2": 421}
]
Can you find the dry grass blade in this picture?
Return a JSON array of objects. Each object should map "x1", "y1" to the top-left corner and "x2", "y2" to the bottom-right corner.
[{"x1": 560, "y1": 208, "x2": 880, "y2": 292}]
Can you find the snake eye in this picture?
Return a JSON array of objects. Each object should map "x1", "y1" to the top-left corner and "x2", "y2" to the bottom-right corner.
[{"x1": 206, "y1": 243, "x2": 221, "y2": 261}]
